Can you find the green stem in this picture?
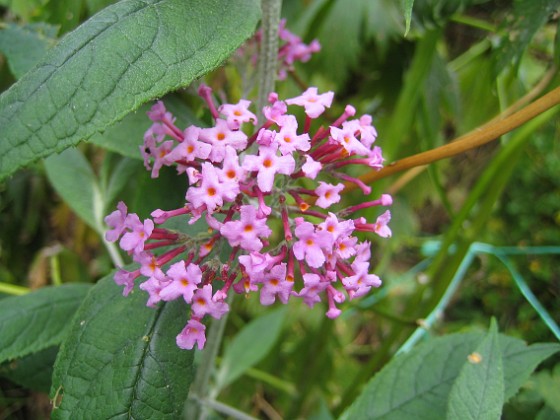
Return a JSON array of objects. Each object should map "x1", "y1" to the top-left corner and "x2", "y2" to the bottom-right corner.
[
  {"x1": 0, "y1": 282, "x2": 30, "y2": 295},
  {"x1": 256, "y1": 0, "x2": 282, "y2": 116},
  {"x1": 185, "y1": 297, "x2": 232, "y2": 420},
  {"x1": 450, "y1": 14, "x2": 497, "y2": 33}
]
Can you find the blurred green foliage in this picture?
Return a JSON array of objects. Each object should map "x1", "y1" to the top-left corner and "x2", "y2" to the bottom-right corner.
[{"x1": 0, "y1": 0, "x2": 559, "y2": 418}]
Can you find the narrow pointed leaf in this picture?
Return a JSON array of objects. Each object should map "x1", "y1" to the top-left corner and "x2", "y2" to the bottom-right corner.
[
  {"x1": 50, "y1": 275, "x2": 194, "y2": 419},
  {"x1": 0, "y1": 284, "x2": 91, "y2": 363},
  {"x1": 215, "y1": 307, "x2": 286, "y2": 391},
  {"x1": 404, "y1": 0, "x2": 414, "y2": 36},
  {"x1": 0, "y1": 0, "x2": 260, "y2": 180},
  {"x1": 446, "y1": 320, "x2": 504, "y2": 420},
  {"x1": 44, "y1": 148, "x2": 104, "y2": 233}
]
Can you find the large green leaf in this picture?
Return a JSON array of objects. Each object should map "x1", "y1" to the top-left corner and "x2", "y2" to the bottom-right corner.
[
  {"x1": 0, "y1": 0, "x2": 260, "y2": 181},
  {"x1": 215, "y1": 307, "x2": 286, "y2": 392},
  {"x1": 50, "y1": 275, "x2": 194, "y2": 419},
  {"x1": 341, "y1": 331, "x2": 560, "y2": 419},
  {"x1": 0, "y1": 284, "x2": 91, "y2": 363},
  {"x1": 447, "y1": 320, "x2": 504, "y2": 420}
]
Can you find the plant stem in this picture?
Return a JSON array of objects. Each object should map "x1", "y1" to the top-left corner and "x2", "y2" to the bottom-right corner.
[
  {"x1": 185, "y1": 298, "x2": 232, "y2": 420},
  {"x1": 0, "y1": 282, "x2": 30, "y2": 295},
  {"x1": 347, "y1": 85, "x2": 560, "y2": 191},
  {"x1": 256, "y1": 0, "x2": 282, "y2": 117}
]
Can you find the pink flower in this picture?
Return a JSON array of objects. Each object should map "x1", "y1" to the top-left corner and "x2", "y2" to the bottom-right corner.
[
  {"x1": 263, "y1": 97, "x2": 287, "y2": 124},
  {"x1": 274, "y1": 115, "x2": 310, "y2": 155},
  {"x1": 186, "y1": 162, "x2": 239, "y2": 214},
  {"x1": 330, "y1": 125, "x2": 370, "y2": 156},
  {"x1": 292, "y1": 221, "x2": 331, "y2": 268},
  {"x1": 295, "y1": 273, "x2": 329, "y2": 308},
  {"x1": 315, "y1": 182, "x2": 345, "y2": 209},
  {"x1": 242, "y1": 144, "x2": 295, "y2": 192},
  {"x1": 105, "y1": 201, "x2": 128, "y2": 242},
  {"x1": 374, "y1": 211, "x2": 392, "y2": 238},
  {"x1": 191, "y1": 285, "x2": 229, "y2": 319},
  {"x1": 160, "y1": 261, "x2": 202, "y2": 303},
  {"x1": 149, "y1": 140, "x2": 175, "y2": 178},
  {"x1": 169, "y1": 126, "x2": 211, "y2": 162},
  {"x1": 114, "y1": 268, "x2": 140, "y2": 296},
  {"x1": 342, "y1": 261, "x2": 381, "y2": 299},
  {"x1": 220, "y1": 205, "x2": 272, "y2": 251},
  {"x1": 301, "y1": 155, "x2": 322, "y2": 179},
  {"x1": 219, "y1": 146, "x2": 246, "y2": 183},
  {"x1": 259, "y1": 263, "x2": 293, "y2": 305},
  {"x1": 119, "y1": 214, "x2": 154, "y2": 255},
  {"x1": 219, "y1": 99, "x2": 257, "y2": 129},
  {"x1": 285, "y1": 87, "x2": 334, "y2": 118},
  {"x1": 199, "y1": 119, "x2": 248, "y2": 163},
  {"x1": 176, "y1": 318, "x2": 206, "y2": 350},
  {"x1": 139, "y1": 276, "x2": 170, "y2": 307}
]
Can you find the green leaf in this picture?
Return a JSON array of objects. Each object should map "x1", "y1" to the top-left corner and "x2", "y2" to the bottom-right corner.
[
  {"x1": 0, "y1": 23, "x2": 58, "y2": 79},
  {"x1": 403, "y1": 0, "x2": 414, "y2": 36},
  {"x1": 215, "y1": 307, "x2": 286, "y2": 391},
  {"x1": 0, "y1": 346, "x2": 58, "y2": 393},
  {"x1": 44, "y1": 148, "x2": 104, "y2": 233},
  {"x1": 447, "y1": 320, "x2": 504, "y2": 420},
  {"x1": 50, "y1": 274, "x2": 194, "y2": 419},
  {"x1": 502, "y1": 341, "x2": 560, "y2": 401},
  {"x1": 341, "y1": 331, "x2": 560, "y2": 420},
  {"x1": 0, "y1": 284, "x2": 91, "y2": 363},
  {"x1": 0, "y1": 0, "x2": 261, "y2": 181}
]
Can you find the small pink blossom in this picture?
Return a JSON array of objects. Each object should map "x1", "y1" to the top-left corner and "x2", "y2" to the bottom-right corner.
[
  {"x1": 295, "y1": 273, "x2": 329, "y2": 308},
  {"x1": 105, "y1": 201, "x2": 129, "y2": 242},
  {"x1": 285, "y1": 87, "x2": 334, "y2": 118},
  {"x1": 160, "y1": 261, "x2": 202, "y2": 303},
  {"x1": 292, "y1": 221, "x2": 331, "y2": 268},
  {"x1": 242, "y1": 144, "x2": 295, "y2": 192},
  {"x1": 220, "y1": 205, "x2": 272, "y2": 251},
  {"x1": 186, "y1": 162, "x2": 239, "y2": 214},
  {"x1": 199, "y1": 119, "x2": 248, "y2": 163},
  {"x1": 219, "y1": 99, "x2": 257, "y2": 130},
  {"x1": 301, "y1": 155, "x2": 322, "y2": 179},
  {"x1": 315, "y1": 182, "x2": 345, "y2": 209},
  {"x1": 191, "y1": 285, "x2": 229, "y2": 319},
  {"x1": 139, "y1": 276, "x2": 170, "y2": 307},
  {"x1": 259, "y1": 263, "x2": 293, "y2": 305},
  {"x1": 176, "y1": 318, "x2": 206, "y2": 350},
  {"x1": 120, "y1": 215, "x2": 154, "y2": 255}
]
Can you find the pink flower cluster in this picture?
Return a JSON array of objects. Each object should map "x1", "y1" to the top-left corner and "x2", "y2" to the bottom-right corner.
[
  {"x1": 244, "y1": 18, "x2": 320, "y2": 80},
  {"x1": 105, "y1": 85, "x2": 392, "y2": 350}
]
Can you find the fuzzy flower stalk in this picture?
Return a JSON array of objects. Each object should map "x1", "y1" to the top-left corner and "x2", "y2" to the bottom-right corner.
[{"x1": 105, "y1": 86, "x2": 392, "y2": 350}]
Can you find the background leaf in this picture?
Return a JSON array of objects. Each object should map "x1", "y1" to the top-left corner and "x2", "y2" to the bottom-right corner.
[
  {"x1": 494, "y1": 0, "x2": 560, "y2": 72},
  {"x1": 215, "y1": 307, "x2": 286, "y2": 392},
  {"x1": 0, "y1": 23, "x2": 58, "y2": 79},
  {"x1": 50, "y1": 275, "x2": 194, "y2": 419},
  {"x1": 0, "y1": 284, "x2": 91, "y2": 363},
  {"x1": 0, "y1": 0, "x2": 260, "y2": 181},
  {"x1": 341, "y1": 331, "x2": 560, "y2": 419},
  {"x1": 404, "y1": 0, "x2": 415, "y2": 36},
  {"x1": 44, "y1": 148, "x2": 103, "y2": 233},
  {"x1": 446, "y1": 320, "x2": 504, "y2": 420},
  {"x1": 0, "y1": 346, "x2": 59, "y2": 393}
]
